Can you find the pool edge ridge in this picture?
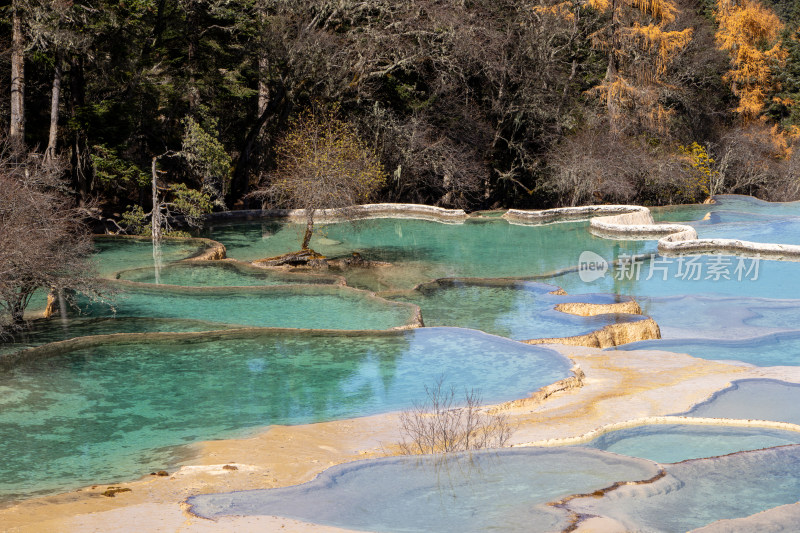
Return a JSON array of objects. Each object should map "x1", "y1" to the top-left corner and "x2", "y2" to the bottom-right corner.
[{"x1": 522, "y1": 318, "x2": 661, "y2": 349}]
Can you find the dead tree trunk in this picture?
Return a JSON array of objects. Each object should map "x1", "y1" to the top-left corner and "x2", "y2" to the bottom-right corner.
[
  {"x1": 45, "y1": 58, "x2": 62, "y2": 160},
  {"x1": 69, "y1": 55, "x2": 92, "y2": 198},
  {"x1": 151, "y1": 156, "x2": 163, "y2": 243},
  {"x1": 301, "y1": 210, "x2": 314, "y2": 250},
  {"x1": 10, "y1": 0, "x2": 25, "y2": 148}
]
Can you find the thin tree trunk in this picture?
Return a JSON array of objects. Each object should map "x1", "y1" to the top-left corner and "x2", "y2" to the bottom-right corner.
[
  {"x1": 301, "y1": 211, "x2": 314, "y2": 250},
  {"x1": 11, "y1": 301, "x2": 25, "y2": 325},
  {"x1": 185, "y1": 2, "x2": 200, "y2": 110},
  {"x1": 606, "y1": 0, "x2": 620, "y2": 132},
  {"x1": 151, "y1": 156, "x2": 162, "y2": 243},
  {"x1": 45, "y1": 58, "x2": 62, "y2": 160},
  {"x1": 258, "y1": 54, "x2": 269, "y2": 116},
  {"x1": 10, "y1": 288, "x2": 31, "y2": 326},
  {"x1": 151, "y1": 156, "x2": 163, "y2": 284},
  {"x1": 69, "y1": 55, "x2": 92, "y2": 197},
  {"x1": 141, "y1": 0, "x2": 168, "y2": 62},
  {"x1": 10, "y1": 0, "x2": 25, "y2": 148}
]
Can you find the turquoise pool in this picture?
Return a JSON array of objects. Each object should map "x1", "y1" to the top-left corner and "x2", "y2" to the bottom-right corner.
[
  {"x1": 614, "y1": 332, "x2": 800, "y2": 366},
  {"x1": 74, "y1": 283, "x2": 417, "y2": 331},
  {"x1": 116, "y1": 261, "x2": 341, "y2": 286},
  {"x1": 0, "y1": 327, "x2": 572, "y2": 502},
  {"x1": 6, "y1": 195, "x2": 800, "y2": 526},
  {"x1": 388, "y1": 281, "x2": 644, "y2": 340},
  {"x1": 203, "y1": 217, "x2": 654, "y2": 290},
  {"x1": 92, "y1": 237, "x2": 206, "y2": 279},
  {"x1": 679, "y1": 379, "x2": 800, "y2": 424},
  {"x1": 652, "y1": 194, "x2": 800, "y2": 223}
]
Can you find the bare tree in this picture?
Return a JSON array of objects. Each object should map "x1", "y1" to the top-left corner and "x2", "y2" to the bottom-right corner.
[
  {"x1": 545, "y1": 129, "x2": 640, "y2": 206},
  {"x1": 0, "y1": 143, "x2": 101, "y2": 335},
  {"x1": 544, "y1": 126, "x2": 710, "y2": 206},
  {"x1": 714, "y1": 124, "x2": 784, "y2": 196},
  {"x1": 398, "y1": 377, "x2": 515, "y2": 455},
  {"x1": 9, "y1": 0, "x2": 25, "y2": 148},
  {"x1": 251, "y1": 103, "x2": 386, "y2": 252}
]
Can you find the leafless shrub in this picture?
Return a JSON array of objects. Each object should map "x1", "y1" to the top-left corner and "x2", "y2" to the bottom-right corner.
[
  {"x1": 544, "y1": 126, "x2": 717, "y2": 205},
  {"x1": 544, "y1": 128, "x2": 642, "y2": 206},
  {"x1": 398, "y1": 377, "x2": 515, "y2": 455},
  {"x1": 773, "y1": 148, "x2": 800, "y2": 201},
  {"x1": 0, "y1": 143, "x2": 104, "y2": 336},
  {"x1": 714, "y1": 124, "x2": 784, "y2": 197},
  {"x1": 376, "y1": 115, "x2": 487, "y2": 209}
]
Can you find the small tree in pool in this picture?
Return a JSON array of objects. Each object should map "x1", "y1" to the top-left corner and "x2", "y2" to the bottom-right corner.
[{"x1": 253, "y1": 104, "x2": 386, "y2": 257}]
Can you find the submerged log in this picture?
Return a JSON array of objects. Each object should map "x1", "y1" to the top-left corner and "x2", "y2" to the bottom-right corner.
[
  {"x1": 253, "y1": 249, "x2": 328, "y2": 267},
  {"x1": 252, "y1": 250, "x2": 391, "y2": 270}
]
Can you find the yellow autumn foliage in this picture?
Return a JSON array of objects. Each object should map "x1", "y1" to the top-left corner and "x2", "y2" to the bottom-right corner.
[
  {"x1": 765, "y1": 123, "x2": 800, "y2": 158},
  {"x1": 716, "y1": 0, "x2": 785, "y2": 119},
  {"x1": 269, "y1": 104, "x2": 387, "y2": 211},
  {"x1": 629, "y1": 0, "x2": 677, "y2": 23},
  {"x1": 679, "y1": 142, "x2": 717, "y2": 199},
  {"x1": 624, "y1": 24, "x2": 693, "y2": 74},
  {"x1": 532, "y1": 1, "x2": 575, "y2": 21},
  {"x1": 588, "y1": 0, "x2": 610, "y2": 12},
  {"x1": 589, "y1": 0, "x2": 676, "y2": 22}
]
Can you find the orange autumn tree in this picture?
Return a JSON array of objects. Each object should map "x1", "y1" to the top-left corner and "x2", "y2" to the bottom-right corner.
[
  {"x1": 587, "y1": 0, "x2": 693, "y2": 132},
  {"x1": 715, "y1": 0, "x2": 785, "y2": 120}
]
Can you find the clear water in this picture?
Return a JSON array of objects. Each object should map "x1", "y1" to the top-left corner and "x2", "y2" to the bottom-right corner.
[
  {"x1": 614, "y1": 332, "x2": 800, "y2": 366},
  {"x1": 391, "y1": 281, "x2": 644, "y2": 340},
  {"x1": 0, "y1": 327, "x2": 572, "y2": 502},
  {"x1": 547, "y1": 195, "x2": 800, "y2": 302},
  {"x1": 548, "y1": 252, "x2": 798, "y2": 300},
  {"x1": 187, "y1": 447, "x2": 660, "y2": 533},
  {"x1": 566, "y1": 445, "x2": 800, "y2": 532},
  {"x1": 92, "y1": 238, "x2": 205, "y2": 278},
  {"x1": 203, "y1": 218, "x2": 654, "y2": 290},
  {"x1": 0, "y1": 317, "x2": 240, "y2": 359},
  {"x1": 651, "y1": 195, "x2": 800, "y2": 223},
  {"x1": 73, "y1": 284, "x2": 416, "y2": 331},
  {"x1": 541, "y1": 254, "x2": 800, "y2": 347},
  {"x1": 693, "y1": 215, "x2": 800, "y2": 245},
  {"x1": 652, "y1": 195, "x2": 800, "y2": 245},
  {"x1": 10, "y1": 195, "x2": 800, "y2": 514},
  {"x1": 650, "y1": 203, "x2": 715, "y2": 223},
  {"x1": 583, "y1": 424, "x2": 800, "y2": 463},
  {"x1": 679, "y1": 380, "x2": 800, "y2": 424},
  {"x1": 116, "y1": 262, "x2": 340, "y2": 286},
  {"x1": 633, "y1": 295, "x2": 800, "y2": 340}
]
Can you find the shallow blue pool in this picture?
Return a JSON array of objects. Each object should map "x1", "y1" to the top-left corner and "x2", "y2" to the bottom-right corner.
[
  {"x1": 390, "y1": 280, "x2": 645, "y2": 340},
  {"x1": 188, "y1": 447, "x2": 660, "y2": 533},
  {"x1": 614, "y1": 332, "x2": 800, "y2": 366},
  {"x1": 583, "y1": 423, "x2": 800, "y2": 463},
  {"x1": 566, "y1": 444, "x2": 800, "y2": 532},
  {"x1": 679, "y1": 379, "x2": 800, "y2": 424}
]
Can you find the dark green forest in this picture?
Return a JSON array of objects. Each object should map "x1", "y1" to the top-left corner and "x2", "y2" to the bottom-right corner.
[{"x1": 4, "y1": 0, "x2": 800, "y2": 221}]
